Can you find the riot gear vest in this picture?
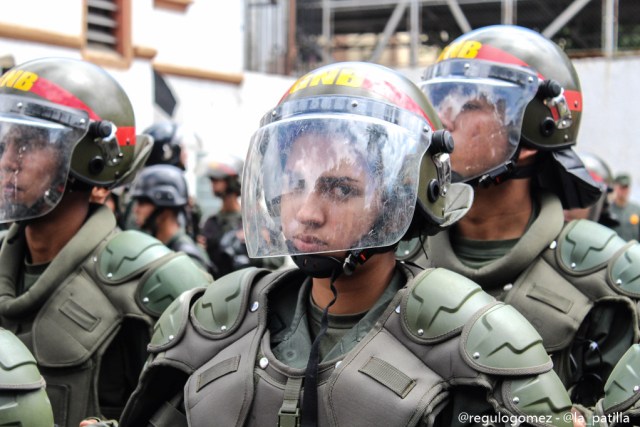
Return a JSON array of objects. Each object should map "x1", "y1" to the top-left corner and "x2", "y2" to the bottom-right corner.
[
  {"x1": 425, "y1": 192, "x2": 640, "y2": 401},
  {"x1": 0, "y1": 205, "x2": 214, "y2": 427},
  {"x1": 121, "y1": 265, "x2": 572, "y2": 427}
]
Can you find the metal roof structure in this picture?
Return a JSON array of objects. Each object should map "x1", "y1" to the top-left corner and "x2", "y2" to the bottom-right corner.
[{"x1": 246, "y1": 0, "x2": 639, "y2": 75}]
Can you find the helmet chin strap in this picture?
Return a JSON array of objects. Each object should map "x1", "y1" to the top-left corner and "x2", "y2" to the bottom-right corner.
[
  {"x1": 291, "y1": 244, "x2": 396, "y2": 426},
  {"x1": 290, "y1": 246, "x2": 391, "y2": 278}
]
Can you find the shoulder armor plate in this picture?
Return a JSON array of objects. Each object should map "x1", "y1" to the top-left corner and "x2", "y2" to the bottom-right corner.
[
  {"x1": 608, "y1": 242, "x2": 640, "y2": 298},
  {"x1": 0, "y1": 329, "x2": 43, "y2": 389},
  {"x1": 558, "y1": 219, "x2": 626, "y2": 274},
  {"x1": 505, "y1": 370, "x2": 573, "y2": 427},
  {"x1": 148, "y1": 287, "x2": 205, "y2": 352},
  {"x1": 98, "y1": 230, "x2": 173, "y2": 284},
  {"x1": 462, "y1": 303, "x2": 552, "y2": 375},
  {"x1": 401, "y1": 268, "x2": 494, "y2": 342},
  {"x1": 137, "y1": 253, "x2": 214, "y2": 317},
  {"x1": 602, "y1": 344, "x2": 640, "y2": 413},
  {"x1": 192, "y1": 267, "x2": 267, "y2": 337}
]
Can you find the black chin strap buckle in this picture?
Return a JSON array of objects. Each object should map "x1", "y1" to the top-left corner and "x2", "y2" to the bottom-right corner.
[
  {"x1": 476, "y1": 161, "x2": 516, "y2": 187},
  {"x1": 343, "y1": 250, "x2": 371, "y2": 276}
]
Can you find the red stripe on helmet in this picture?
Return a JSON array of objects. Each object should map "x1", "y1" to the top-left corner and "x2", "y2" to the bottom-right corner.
[
  {"x1": 476, "y1": 44, "x2": 582, "y2": 112},
  {"x1": 116, "y1": 126, "x2": 135, "y2": 147},
  {"x1": 475, "y1": 44, "x2": 532, "y2": 70},
  {"x1": 29, "y1": 76, "x2": 135, "y2": 146},
  {"x1": 563, "y1": 89, "x2": 582, "y2": 112},
  {"x1": 362, "y1": 78, "x2": 436, "y2": 130},
  {"x1": 30, "y1": 76, "x2": 101, "y2": 121}
]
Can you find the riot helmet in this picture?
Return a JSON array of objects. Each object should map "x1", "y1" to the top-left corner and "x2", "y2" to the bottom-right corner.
[
  {"x1": 0, "y1": 57, "x2": 152, "y2": 223},
  {"x1": 242, "y1": 61, "x2": 472, "y2": 276},
  {"x1": 205, "y1": 154, "x2": 243, "y2": 196},
  {"x1": 129, "y1": 164, "x2": 189, "y2": 208},
  {"x1": 0, "y1": 328, "x2": 54, "y2": 427},
  {"x1": 564, "y1": 151, "x2": 618, "y2": 226},
  {"x1": 129, "y1": 163, "x2": 189, "y2": 236},
  {"x1": 420, "y1": 25, "x2": 600, "y2": 208},
  {"x1": 143, "y1": 121, "x2": 189, "y2": 170}
]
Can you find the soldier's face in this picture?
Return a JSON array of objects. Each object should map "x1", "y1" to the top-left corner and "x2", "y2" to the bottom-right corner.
[
  {"x1": 438, "y1": 95, "x2": 510, "y2": 179},
  {"x1": 0, "y1": 135, "x2": 58, "y2": 209},
  {"x1": 133, "y1": 199, "x2": 155, "y2": 229},
  {"x1": 279, "y1": 133, "x2": 380, "y2": 254}
]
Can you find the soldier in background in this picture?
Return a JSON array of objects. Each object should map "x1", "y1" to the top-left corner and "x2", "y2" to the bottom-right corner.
[
  {"x1": 609, "y1": 172, "x2": 640, "y2": 241},
  {"x1": 563, "y1": 151, "x2": 618, "y2": 227},
  {"x1": 0, "y1": 57, "x2": 213, "y2": 427},
  {"x1": 130, "y1": 164, "x2": 216, "y2": 275},
  {"x1": 412, "y1": 25, "x2": 640, "y2": 411}
]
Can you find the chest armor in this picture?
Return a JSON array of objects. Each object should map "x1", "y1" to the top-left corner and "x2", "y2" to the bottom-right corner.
[
  {"x1": 133, "y1": 267, "x2": 568, "y2": 427},
  {"x1": 0, "y1": 228, "x2": 210, "y2": 427},
  {"x1": 501, "y1": 220, "x2": 640, "y2": 353}
]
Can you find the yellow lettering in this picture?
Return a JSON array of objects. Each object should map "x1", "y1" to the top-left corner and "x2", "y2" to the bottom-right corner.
[
  {"x1": 458, "y1": 41, "x2": 482, "y2": 58},
  {"x1": 335, "y1": 69, "x2": 364, "y2": 87},
  {"x1": 0, "y1": 69, "x2": 38, "y2": 91},
  {"x1": 437, "y1": 45, "x2": 452, "y2": 62},
  {"x1": 13, "y1": 71, "x2": 38, "y2": 91},
  {"x1": 289, "y1": 74, "x2": 313, "y2": 94},
  {"x1": 309, "y1": 70, "x2": 338, "y2": 87},
  {"x1": 0, "y1": 70, "x2": 21, "y2": 88},
  {"x1": 448, "y1": 42, "x2": 463, "y2": 59},
  {"x1": 290, "y1": 68, "x2": 364, "y2": 93},
  {"x1": 437, "y1": 40, "x2": 482, "y2": 61}
]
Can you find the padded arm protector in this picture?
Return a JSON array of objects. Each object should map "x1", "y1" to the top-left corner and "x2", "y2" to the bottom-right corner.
[{"x1": 591, "y1": 344, "x2": 640, "y2": 427}]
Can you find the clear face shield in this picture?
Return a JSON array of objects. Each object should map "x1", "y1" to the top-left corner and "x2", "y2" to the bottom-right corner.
[
  {"x1": 420, "y1": 59, "x2": 539, "y2": 182},
  {"x1": 0, "y1": 96, "x2": 89, "y2": 223},
  {"x1": 243, "y1": 106, "x2": 431, "y2": 258}
]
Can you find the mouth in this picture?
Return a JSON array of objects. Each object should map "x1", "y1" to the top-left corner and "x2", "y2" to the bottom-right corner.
[
  {"x1": 291, "y1": 234, "x2": 328, "y2": 253},
  {"x1": 3, "y1": 185, "x2": 19, "y2": 200}
]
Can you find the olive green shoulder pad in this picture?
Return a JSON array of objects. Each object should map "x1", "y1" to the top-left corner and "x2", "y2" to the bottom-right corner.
[
  {"x1": 97, "y1": 230, "x2": 173, "y2": 284},
  {"x1": 505, "y1": 370, "x2": 573, "y2": 427},
  {"x1": 557, "y1": 219, "x2": 626, "y2": 275},
  {"x1": 0, "y1": 328, "x2": 44, "y2": 389},
  {"x1": 608, "y1": 241, "x2": 640, "y2": 298},
  {"x1": 137, "y1": 253, "x2": 214, "y2": 317},
  {"x1": 602, "y1": 344, "x2": 640, "y2": 413},
  {"x1": 192, "y1": 267, "x2": 269, "y2": 337},
  {"x1": 401, "y1": 268, "x2": 495, "y2": 343},
  {"x1": 148, "y1": 287, "x2": 205, "y2": 352},
  {"x1": 462, "y1": 303, "x2": 552, "y2": 376}
]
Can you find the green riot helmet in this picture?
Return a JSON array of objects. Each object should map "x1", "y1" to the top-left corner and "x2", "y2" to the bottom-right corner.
[
  {"x1": 420, "y1": 25, "x2": 600, "y2": 208},
  {"x1": 0, "y1": 57, "x2": 152, "y2": 223},
  {"x1": 130, "y1": 164, "x2": 189, "y2": 208},
  {"x1": 0, "y1": 328, "x2": 54, "y2": 427},
  {"x1": 242, "y1": 61, "x2": 472, "y2": 276}
]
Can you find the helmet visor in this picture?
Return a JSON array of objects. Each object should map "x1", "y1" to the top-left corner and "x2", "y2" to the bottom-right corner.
[
  {"x1": 0, "y1": 108, "x2": 86, "y2": 223},
  {"x1": 420, "y1": 59, "x2": 539, "y2": 182},
  {"x1": 243, "y1": 114, "x2": 429, "y2": 258}
]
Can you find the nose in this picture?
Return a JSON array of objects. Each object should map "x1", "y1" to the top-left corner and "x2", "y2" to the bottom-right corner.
[
  {"x1": 0, "y1": 145, "x2": 20, "y2": 171},
  {"x1": 295, "y1": 191, "x2": 325, "y2": 228}
]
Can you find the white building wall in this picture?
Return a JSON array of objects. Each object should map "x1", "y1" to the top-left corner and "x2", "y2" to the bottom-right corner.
[
  {"x1": 0, "y1": 0, "x2": 296, "y2": 212},
  {"x1": 572, "y1": 56, "x2": 640, "y2": 200}
]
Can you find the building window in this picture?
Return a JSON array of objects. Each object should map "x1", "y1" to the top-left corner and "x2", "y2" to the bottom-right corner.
[{"x1": 84, "y1": 0, "x2": 132, "y2": 67}]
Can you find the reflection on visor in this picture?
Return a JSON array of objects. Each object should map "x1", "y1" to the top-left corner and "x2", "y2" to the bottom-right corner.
[
  {"x1": 0, "y1": 119, "x2": 79, "y2": 223},
  {"x1": 420, "y1": 61, "x2": 538, "y2": 182},
  {"x1": 243, "y1": 115, "x2": 428, "y2": 258}
]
